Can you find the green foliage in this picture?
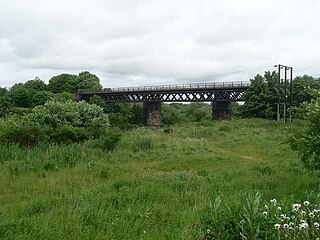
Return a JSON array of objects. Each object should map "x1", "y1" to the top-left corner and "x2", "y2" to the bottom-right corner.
[
  {"x1": 53, "y1": 92, "x2": 76, "y2": 102},
  {"x1": 24, "y1": 77, "x2": 47, "y2": 91},
  {"x1": 0, "y1": 119, "x2": 318, "y2": 239},
  {"x1": 48, "y1": 72, "x2": 102, "y2": 94},
  {"x1": 87, "y1": 128, "x2": 122, "y2": 151},
  {"x1": 48, "y1": 125, "x2": 90, "y2": 144},
  {"x1": 240, "y1": 71, "x2": 278, "y2": 119},
  {"x1": 47, "y1": 73, "x2": 78, "y2": 93},
  {"x1": 0, "y1": 96, "x2": 13, "y2": 118},
  {"x1": 30, "y1": 91, "x2": 54, "y2": 107},
  {"x1": 27, "y1": 100, "x2": 109, "y2": 129},
  {"x1": 89, "y1": 95, "x2": 107, "y2": 109},
  {"x1": 1, "y1": 100, "x2": 109, "y2": 145},
  {"x1": 201, "y1": 195, "x2": 232, "y2": 239},
  {"x1": 0, "y1": 117, "x2": 46, "y2": 147},
  {"x1": 132, "y1": 136, "x2": 153, "y2": 152},
  {"x1": 290, "y1": 92, "x2": 320, "y2": 169},
  {"x1": 8, "y1": 83, "x2": 34, "y2": 108},
  {"x1": 162, "y1": 103, "x2": 181, "y2": 125},
  {"x1": 292, "y1": 75, "x2": 320, "y2": 107},
  {"x1": 0, "y1": 87, "x2": 8, "y2": 96},
  {"x1": 185, "y1": 103, "x2": 211, "y2": 122},
  {"x1": 105, "y1": 103, "x2": 143, "y2": 129},
  {"x1": 76, "y1": 71, "x2": 102, "y2": 91}
]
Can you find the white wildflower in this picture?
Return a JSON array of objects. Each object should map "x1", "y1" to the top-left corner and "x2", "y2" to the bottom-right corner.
[
  {"x1": 277, "y1": 207, "x2": 282, "y2": 211},
  {"x1": 304, "y1": 201, "x2": 310, "y2": 206},
  {"x1": 299, "y1": 222, "x2": 309, "y2": 230},
  {"x1": 270, "y1": 199, "x2": 277, "y2": 206},
  {"x1": 274, "y1": 223, "x2": 281, "y2": 229},
  {"x1": 263, "y1": 211, "x2": 268, "y2": 218},
  {"x1": 314, "y1": 222, "x2": 320, "y2": 228},
  {"x1": 309, "y1": 212, "x2": 315, "y2": 218},
  {"x1": 293, "y1": 203, "x2": 301, "y2": 210}
]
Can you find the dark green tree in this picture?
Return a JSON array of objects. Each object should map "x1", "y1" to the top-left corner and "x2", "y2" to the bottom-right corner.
[
  {"x1": 292, "y1": 75, "x2": 320, "y2": 107},
  {"x1": 24, "y1": 77, "x2": 47, "y2": 91},
  {"x1": 8, "y1": 83, "x2": 34, "y2": 108},
  {"x1": 47, "y1": 74, "x2": 77, "y2": 93},
  {"x1": 76, "y1": 71, "x2": 102, "y2": 91},
  {"x1": 185, "y1": 103, "x2": 211, "y2": 122},
  {"x1": 0, "y1": 96, "x2": 13, "y2": 117},
  {"x1": 31, "y1": 91, "x2": 55, "y2": 107},
  {"x1": 240, "y1": 71, "x2": 278, "y2": 119},
  {"x1": 89, "y1": 95, "x2": 107, "y2": 110},
  {"x1": 129, "y1": 104, "x2": 143, "y2": 125},
  {"x1": 0, "y1": 87, "x2": 8, "y2": 97}
]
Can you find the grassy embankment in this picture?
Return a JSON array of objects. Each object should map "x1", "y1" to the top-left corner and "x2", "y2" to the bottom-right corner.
[{"x1": 0, "y1": 119, "x2": 318, "y2": 239}]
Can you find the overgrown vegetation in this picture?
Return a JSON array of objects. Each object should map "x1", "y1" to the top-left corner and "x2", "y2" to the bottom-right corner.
[
  {"x1": 1, "y1": 71, "x2": 320, "y2": 239},
  {"x1": 290, "y1": 90, "x2": 320, "y2": 170},
  {"x1": 0, "y1": 119, "x2": 319, "y2": 239}
]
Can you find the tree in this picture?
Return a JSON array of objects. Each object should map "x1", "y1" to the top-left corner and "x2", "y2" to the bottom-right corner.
[
  {"x1": 162, "y1": 104, "x2": 181, "y2": 125},
  {"x1": 24, "y1": 77, "x2": 47, "y2": 91},
  {"x1": 240, "y1": 71, "x2": 278, "y2": 119},
  {"x1": 290, "y1": 91, "x2": 320, "y2": 169},
  {"x1": 31, "y1": 91, "x2": 55, "y2": 107},
  {"x1": 8, "y1": 83, "x2": 34, "y2": 108},
  {"x1": 185, "y1": 103, "x2": 211, "y2": 122},
  {"x1": 0, "y1": 96, "x2": 13, "y2": 117},
  {"x1": 0, "y1": 87, "x2": 8, "y2": 97},
  {"x1": 76, "y1": 71, "x2": 102, "y2": 91},
  {"x1": 47, "y1": 71, "x2": 103, "y2": 93},
  {"x1": 47, "y1": 74, "x2": 78, "y2": 93},
  {"x1": 292, "y1": 75, "x2": 320, "y2": 107}
]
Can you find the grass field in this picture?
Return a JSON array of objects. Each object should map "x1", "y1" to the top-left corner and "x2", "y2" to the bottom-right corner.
[{"x1": 0, "y1": 119, "x2": 319, "y2": 239}]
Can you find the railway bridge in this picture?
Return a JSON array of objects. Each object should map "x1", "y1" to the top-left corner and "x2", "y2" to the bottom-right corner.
[{"x1": 78, "y1": 81, "x2": 250, "y2": 127}]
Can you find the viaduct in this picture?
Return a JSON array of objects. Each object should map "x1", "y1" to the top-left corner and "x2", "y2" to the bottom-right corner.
[{"x1": 78, "y1": 81, "x2": 250, "y2": 127}]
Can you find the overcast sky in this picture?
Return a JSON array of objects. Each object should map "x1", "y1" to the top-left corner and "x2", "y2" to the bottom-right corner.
[{"x1": 0, "y1": 0, "x2": 319, "y2": 88}]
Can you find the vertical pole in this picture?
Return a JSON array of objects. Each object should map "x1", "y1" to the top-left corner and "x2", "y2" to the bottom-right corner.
[
  {"x1": 284, "y1": 67, "x2": 287, "y2": 124},
  {"x1": 277, "y1": 64, "x2": 281, "y2": 122},
  {"x1": 289, "y1": 67, "x2": 293, "y2": 122}
]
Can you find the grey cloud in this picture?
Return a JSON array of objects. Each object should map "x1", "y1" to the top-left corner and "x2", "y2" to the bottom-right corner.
[{"x1": 0, "y1": 0, "x2": 319, "y2": 88}]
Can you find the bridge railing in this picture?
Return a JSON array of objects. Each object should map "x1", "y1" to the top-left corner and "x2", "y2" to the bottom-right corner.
[
  {"x1": 110, "y1": 81, "x2": 250, "y2": 92},
  {"x1": 79, "y1": 81, "x2": 251, "y2": 94}
]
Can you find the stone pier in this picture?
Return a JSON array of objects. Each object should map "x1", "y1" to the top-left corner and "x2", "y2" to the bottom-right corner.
[
  {"x1": 143, "y1": 101, "x2": 162, "y2": 127},
  {"x1": 212, "y1": 101, "x2": 232, "y2": 120}
]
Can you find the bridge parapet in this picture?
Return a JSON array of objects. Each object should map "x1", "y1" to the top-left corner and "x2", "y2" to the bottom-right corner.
[{"x1": 78, "y1": 81, "x2": 250, "y2": 94}]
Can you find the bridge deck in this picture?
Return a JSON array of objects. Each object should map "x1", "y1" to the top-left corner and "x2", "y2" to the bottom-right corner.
[{"x1": 78, "y1": 81, "x2": 251, "y2": 103}]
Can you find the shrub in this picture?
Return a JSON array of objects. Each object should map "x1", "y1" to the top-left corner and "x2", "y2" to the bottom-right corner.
[
  {"x1": 0, "y1": 117, "x2": 46, "y2": 147},
  {"x1": 27, "y1": 100, "x2": 109, "y2": 129},
  {"x1": 48, "y1": 125, "x2": 90, "y2": 144},
  {"x1": 290, "y1": 91, "x2": 320, "y2": 169},
  {"x1": 87, "y1": 128, "x2": 122, "y2": 151}
]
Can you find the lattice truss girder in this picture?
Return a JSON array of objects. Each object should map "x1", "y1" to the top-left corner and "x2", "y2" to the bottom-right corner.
[{"x1": 81, "y1": 89, "x2": 246, "y2": 103}]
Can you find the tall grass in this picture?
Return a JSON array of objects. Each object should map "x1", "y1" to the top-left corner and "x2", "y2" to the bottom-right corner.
[{"x1": 0, "y1": 119, "x2": 318, "y2": 239}]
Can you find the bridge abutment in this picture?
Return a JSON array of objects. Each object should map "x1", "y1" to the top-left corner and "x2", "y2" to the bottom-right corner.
[
  {"x1": 212, "y1": 101, "x2": 232, "y2": 120},
  {"x1": 143, "y1": 101, "x2": 162, "y2": 127}
]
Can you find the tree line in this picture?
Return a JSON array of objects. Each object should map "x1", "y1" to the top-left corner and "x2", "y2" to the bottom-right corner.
[{"x1": 1, "y1": 70, "x2": 320, "y2": 169}]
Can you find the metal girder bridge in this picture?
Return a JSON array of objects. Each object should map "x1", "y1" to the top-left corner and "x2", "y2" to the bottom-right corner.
[
  {"x1": 78, "y1": 81, "x2": 250, "y2": 103},
  {"x1": 78, "y1": 81, "x2": 251, "y2": 126}
]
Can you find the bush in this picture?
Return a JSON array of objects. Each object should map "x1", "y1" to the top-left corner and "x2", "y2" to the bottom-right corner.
[
  {"x1": 0, "y1": 117, "x2": 46, "y2": 147},
  {"x1": 290, "y1": 91, "x2": 320, "y2": 169},
  {"x1": 27, "y1": 100, "x2": 109, "y2": 128},
  {"x1": 48, "y1": 125, "x2": 90, "y2": 144},
  {"x1": 87, "y1": 128, "x2": 122, "y2": 151}
]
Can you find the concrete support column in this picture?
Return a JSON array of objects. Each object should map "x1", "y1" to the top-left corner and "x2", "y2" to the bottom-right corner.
[
  {"x1": 143, "y1": 101, "x2": 162, "y2": 127},
  {"x1": 212, "y1": 101, "x2": 232, "y2": 120}
]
